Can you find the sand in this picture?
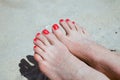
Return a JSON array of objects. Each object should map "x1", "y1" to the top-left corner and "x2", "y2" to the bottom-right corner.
[{"x1": 0, "y1": 0, "x2": 120, "y2": 80}]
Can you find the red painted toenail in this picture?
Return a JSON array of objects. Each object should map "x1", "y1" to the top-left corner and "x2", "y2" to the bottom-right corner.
[
  {"x1": 36, "y1": 33, "x2": 40, "y2": 36},
  {"x1": 34, "y1": 38, "x2": 37, "y2": 41},
  {"x1": 53, "y1": 24, "x2": 59, "y2": 30},
  {"x1": 66, "y1": 19, "x2": 70, "y2": 22},
  {"x1": 59, "y1": 19, "x2": 64, "y2": 22},
  {"x1": 42, "y1": 29, "x2": 49, "y2": 34},
  {"x1": 34, "y1": 45, "x2": 37, "y2": 48},
  {"x1": 72, "y1": 21, "x2": 75, "y2": 24}
]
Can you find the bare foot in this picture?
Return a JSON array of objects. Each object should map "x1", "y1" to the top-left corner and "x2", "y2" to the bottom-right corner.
[
  {"x1": 33, "y1": 29, "x2": 109, "y2": 80},
  {"x1": 52, "y1": 19, "x2": 120, "y2": 80}
]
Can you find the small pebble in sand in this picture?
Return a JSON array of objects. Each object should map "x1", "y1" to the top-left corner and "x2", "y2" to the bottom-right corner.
[
  {"x1": 115, "y1": 32, "x2": 118, "y2": 34},
  {"x1": 99, "y1": 28, "x2": 101, "y2": 30}
]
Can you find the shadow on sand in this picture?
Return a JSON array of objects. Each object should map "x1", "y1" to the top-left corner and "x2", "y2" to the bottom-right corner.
[{"x1": 19, "y1": 55, "x2": 49, "y2": 80}]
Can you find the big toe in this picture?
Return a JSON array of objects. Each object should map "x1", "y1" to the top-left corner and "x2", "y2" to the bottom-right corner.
[
  {"x1": 42, "y1": 29, "x2": 59, "y2": 45},
  {"x1": 52, "y1": 24, "x2": 65, "y2": 41}
]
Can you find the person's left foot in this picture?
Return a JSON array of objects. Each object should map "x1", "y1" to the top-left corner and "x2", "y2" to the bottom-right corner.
[{"x1": 33, "y1": 29, "x2": 109, "y2": 80}]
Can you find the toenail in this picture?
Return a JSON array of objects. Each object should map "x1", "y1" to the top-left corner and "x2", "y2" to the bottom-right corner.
[
  {"x1": 36, "y1": 33, "x2": 40, "y2": 36},
  {"x1": 53, "y1": 24, "x2": 59, "y2": 30},
  {"x1": 42, "y1": 29, "x2": 49, "y2": 34},
  {"x1": 34, "y1": 38, "x2": 37, "y2": 41},
  {"x1": 59, "y1": 19, "x2": 64, "y2": 22},
  {"x1": 72, "y1": 21, "x2": 75, "y2": 24},
  {"x1": 66, "y1": 19, "x2": 70, "y2": 22},
  {"x1": 34, "y1": 45, "x2": 37, "y2": 48}
]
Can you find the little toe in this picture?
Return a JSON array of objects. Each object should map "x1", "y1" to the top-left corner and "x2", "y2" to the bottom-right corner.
[
  {"x1": 34, "y1": 53, "x2": 43, "y2": 64},
  {"x1": 42, "y1": 29, "x2": 59, "y2": 45},
  {"x1": 65, "y1": 19, "x2": 76, "y2": 30},
  {"x1": 59, "y1": 19, "x2": 71, "y2": 35},
  {"x1": 74, "y1": 23, "x2": 84, "y2": 33},
  {"x1": 81, "y1": 27, "x2": 89, "y2": 35},
  {"x1": 36, "y1": 33, "x2": 50, "y2": 46}
]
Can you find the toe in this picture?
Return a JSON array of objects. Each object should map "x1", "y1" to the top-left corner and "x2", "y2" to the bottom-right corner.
[
  {"x1": 52, "y1": 24, "x2": 65, "y2": 41},
  {"x1": 34, "y1": 53, "x2": 43, "y2": 64},
  {"x1": 81, "y1": 27, "x2": 89, "y2": 35},
  {"x1": 33, "y1": 46, "x2": 46, "y2": 60},
  {"x1": 59, "y1": 19, "x2": 71, "y2": 35},
  {"x1": 42, "y1": 29, "x2": 59, "y2": 45},
  {"x1": 73, "y1": 22, "x2": 81, "y2": 31},
  {"x1": 33, "y1": 38, "x2": 46, "y2": 51},
  {"x1": 74, "y1": 22, "x2": 84, "y2": 33},
  {"x1": 65, "y1": 19, "x2": 76, "y2": 30},
  {"x1": 36, "y1": 33, "x2": 50, "y2": 46}
]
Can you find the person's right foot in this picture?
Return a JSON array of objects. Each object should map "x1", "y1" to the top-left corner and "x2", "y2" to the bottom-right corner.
[{"x1": 52, "y1": 19, "x2": 120, "y2": 79}]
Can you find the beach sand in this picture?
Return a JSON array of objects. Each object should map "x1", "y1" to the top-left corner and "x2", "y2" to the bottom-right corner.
[{"x1": 0, "y1": 0, "x2": 120, "y2": 80}]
